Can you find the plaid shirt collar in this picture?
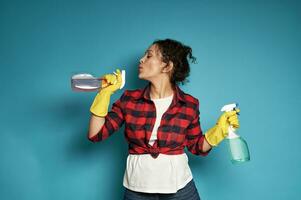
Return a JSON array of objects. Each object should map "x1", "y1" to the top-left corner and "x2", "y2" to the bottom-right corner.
[{"x1": 133, "y1": 83, "x2": 187, "y2": 106}]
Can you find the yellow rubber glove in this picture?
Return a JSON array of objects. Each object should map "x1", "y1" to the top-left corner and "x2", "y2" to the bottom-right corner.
[
  {"x1": 90, "y1": 69, "x2": 123, "y2": 117},
  {"x1": 205, "y1": 109, "x2": 240, "y2": 146}
]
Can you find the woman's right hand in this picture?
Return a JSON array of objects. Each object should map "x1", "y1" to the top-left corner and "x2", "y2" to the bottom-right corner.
[
  {"x1": 101, "y1": 69, "x2": 123, "y2": 94},
  {"x1": 90, "y1": 69, "x2": 122, "y2": 117}
]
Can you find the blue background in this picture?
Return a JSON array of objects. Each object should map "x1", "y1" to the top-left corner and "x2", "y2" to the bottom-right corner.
[{"x1": 1, "y1": 0, "x2": 300, "y2": 199}]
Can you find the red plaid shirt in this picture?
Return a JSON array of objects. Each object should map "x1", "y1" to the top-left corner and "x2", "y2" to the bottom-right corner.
[{"x1": 89, "y1": 83, "x2": 210, "y2": 158}]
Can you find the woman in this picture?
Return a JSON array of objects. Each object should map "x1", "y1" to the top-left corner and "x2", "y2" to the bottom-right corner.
[{"x1": 88, "y1": 39, "x2": 240, "y2": 200}]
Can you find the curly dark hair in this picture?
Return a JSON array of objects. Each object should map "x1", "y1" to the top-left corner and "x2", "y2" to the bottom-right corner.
[{"x1": 152, "y1": 39, "x2": 197, "y2": 86}]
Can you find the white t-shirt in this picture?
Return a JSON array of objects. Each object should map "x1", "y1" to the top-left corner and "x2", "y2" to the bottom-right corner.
[{"x1": 123, "y1": 94, "x2": 193, "y2": 193}]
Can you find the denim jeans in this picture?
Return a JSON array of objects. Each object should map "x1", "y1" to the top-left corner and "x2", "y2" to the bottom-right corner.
[{"x1": 123, "y1": 179, "x2": 201, "y2": 200}]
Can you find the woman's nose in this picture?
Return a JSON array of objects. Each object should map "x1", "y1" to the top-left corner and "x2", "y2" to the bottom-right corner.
[{"x1": 139, "y1": 58, "x2": 144, "y2": 64}]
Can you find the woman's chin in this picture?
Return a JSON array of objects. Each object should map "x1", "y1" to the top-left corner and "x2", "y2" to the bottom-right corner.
[{"x1": 138, "y1": 73, "x2": 144, "y2": 79}]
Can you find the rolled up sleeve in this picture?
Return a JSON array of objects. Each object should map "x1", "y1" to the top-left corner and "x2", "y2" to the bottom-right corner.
[{"x1": 185, "y1": 100, "x2": 211, "y2": 156}]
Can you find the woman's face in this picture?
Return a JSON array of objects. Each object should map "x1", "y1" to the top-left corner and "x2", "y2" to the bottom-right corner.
[{"x1": 138, "y1": 44, "x2": 168, "y2": 81}]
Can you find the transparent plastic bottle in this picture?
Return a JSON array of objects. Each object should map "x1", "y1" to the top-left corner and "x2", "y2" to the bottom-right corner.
[
  {"x1": 71, "y1": 70, "x2": 125, "y2": 92},
  {"x1": 227, "y1": 127, "x2": 250, "y2": 164},
  {"x1": 71, "y1": 73, "x2": 101, "y2": 92},
  {"x1": 221, "y1": 103, "x2": 250, "y2": 164}
]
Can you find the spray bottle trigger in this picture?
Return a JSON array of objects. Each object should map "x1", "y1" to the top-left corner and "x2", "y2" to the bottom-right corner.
[{"x1": 234, "y1": 108, "x2": 240, "y2": 115}]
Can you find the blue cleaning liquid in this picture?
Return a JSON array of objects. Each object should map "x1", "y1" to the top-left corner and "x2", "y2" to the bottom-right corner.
[{"x1": 227, "y1": 136, "x2": 250, "y2": 164}]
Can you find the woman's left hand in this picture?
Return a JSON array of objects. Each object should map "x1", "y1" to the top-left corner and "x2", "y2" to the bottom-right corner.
[
  {"x1": 204, "y1": 109, "x2": 240, "y2": 146},
  {"x1": 219, "y1": 108, "x2": 240, "y2": 132}
]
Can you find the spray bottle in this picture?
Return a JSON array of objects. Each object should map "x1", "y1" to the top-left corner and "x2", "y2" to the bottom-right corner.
[
  {"x1": 221, "y1": 103, "x2": 250, "y2": 164},
  {"x1": 71, "y1": 70, "x2": 126, "y2": 92}
]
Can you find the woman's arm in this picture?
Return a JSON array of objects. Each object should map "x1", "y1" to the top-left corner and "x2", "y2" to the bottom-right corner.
[
  {"x1": 88, "y1": 115, "x2": 105, "y2": 140},
  {"x1": 87, "y1": 69, "x2": 123, "y2": 142},
  {"x1": 202, "y1": 138, "x2": 212, "y2": 153}
]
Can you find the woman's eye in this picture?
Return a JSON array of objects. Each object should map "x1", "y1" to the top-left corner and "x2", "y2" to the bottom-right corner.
[{"x1": 147, "y1": 55, "x2": 151, "y2": 58}]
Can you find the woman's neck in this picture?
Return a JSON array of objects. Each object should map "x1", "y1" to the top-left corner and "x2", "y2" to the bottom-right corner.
[{"x1": 149, "y1": 80, "x2": 174, "y2": 99}]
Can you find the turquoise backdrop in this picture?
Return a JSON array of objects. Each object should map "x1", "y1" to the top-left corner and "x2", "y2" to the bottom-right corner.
[{"x1": 1, "y1": 0, "x2": 300, "y2": 199}]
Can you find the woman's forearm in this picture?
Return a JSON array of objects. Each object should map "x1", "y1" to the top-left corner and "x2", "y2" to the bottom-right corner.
[
  {"x1": 88, "y1": 114, "x2": 105, "y2": 139},
  {"x1": 202, "y1": 137, "x2": 212, "y2": 153}
]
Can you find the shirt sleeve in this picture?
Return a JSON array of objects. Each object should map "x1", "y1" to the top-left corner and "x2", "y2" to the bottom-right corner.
[
  {"x1": 185, "y1": 99, "x2": 211, "y2": 156},
  {"x1": 88, "y1": 91, "x2": 126, "y2": 142}
]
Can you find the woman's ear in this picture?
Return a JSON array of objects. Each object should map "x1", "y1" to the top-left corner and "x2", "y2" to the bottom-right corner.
[{"x1": 162, "y1": 61, "x2": 174, "y2": 73}]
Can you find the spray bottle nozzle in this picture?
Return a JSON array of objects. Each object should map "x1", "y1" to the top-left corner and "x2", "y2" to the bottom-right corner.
[{"x1": 221, "y1": 103, "x2": 238, "y2": 112}]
